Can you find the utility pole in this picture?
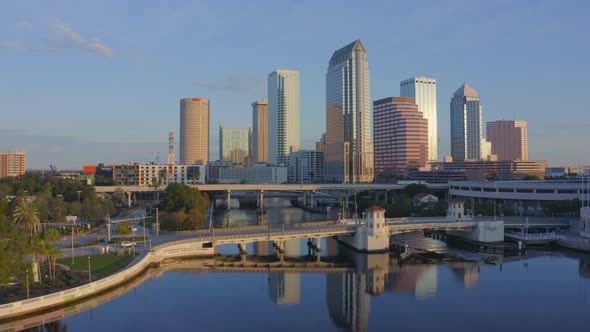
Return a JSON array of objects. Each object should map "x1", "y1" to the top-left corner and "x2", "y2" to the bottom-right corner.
[{"x1": 155, "y1": 208, "x2": 159, "y2": 236}]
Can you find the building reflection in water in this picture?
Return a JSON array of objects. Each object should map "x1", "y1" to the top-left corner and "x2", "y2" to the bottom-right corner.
[
  {"x1": 580, "y1": 258, "x2": 590, "y2": 280},
  {"x1": 268, "y1": 239, "x2": 302, "y2": 304}
]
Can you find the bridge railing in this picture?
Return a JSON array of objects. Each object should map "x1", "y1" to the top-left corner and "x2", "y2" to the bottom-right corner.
[
  {"x1": 504, "y1": 232, "x2": 559, "y2": 240},
  {"x1": 169, "y1": 221, "x2": 338, "y2": 236}
]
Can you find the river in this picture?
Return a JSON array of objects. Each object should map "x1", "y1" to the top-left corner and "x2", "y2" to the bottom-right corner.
[{"x1": 8, "y1": 198, "x2": 590, "y2": 332}]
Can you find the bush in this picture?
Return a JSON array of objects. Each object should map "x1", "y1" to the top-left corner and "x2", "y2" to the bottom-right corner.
[{"x1": 116, "y1": 225, "x2": 130, "y2": 235}]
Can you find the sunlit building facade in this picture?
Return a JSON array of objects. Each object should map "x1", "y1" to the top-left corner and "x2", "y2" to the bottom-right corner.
[
  {"x1": 180, "y1": 98, "x2": 209, "y2": 165},
  {"x1": 450, "y1": 83, "x2": 486, "y2": 161},
  {"x1": 252, "y1": 100, "x2": 269, "y2": 164},
  {"x1": 487, "y1": 120, "x2": 528, "y2": 161},
  {"x1": 374, "y1": 97, "x2": 428, "y2": 175},
  {"x1": 325, "y1": 39, "x2": 374, "y2": 183},
  {"x1": 268, "y1": 70, "x2": 300, "y2": 166},
  {"x1": 400, "y1": 76, "x2": 438, "y2": 162},
  {"x1": 0, "y1": 151, "x2": 26, "y2": 178},
  {"x1": 219, "y1": 125, "x2": 251, "y2": 165}
]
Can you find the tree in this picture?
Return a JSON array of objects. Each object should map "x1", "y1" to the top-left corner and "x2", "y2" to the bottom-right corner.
[
  {"x1": 403, "y1": 184, "x2": 430, "y2": 198},
  {"x1": 12, "y1": 199, "x2": 41, "y2": 236},
  {"x1": 43, "y1": 229, "x2": 62, "y2": 281},
  {"x1": 113, "y1": 187, "x2": 126, "y2": 207},
  {"x1": 0, "y1": 215, "x2": 28, "y2": 285}
]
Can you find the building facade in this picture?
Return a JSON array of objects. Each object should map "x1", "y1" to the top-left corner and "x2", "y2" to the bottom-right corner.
[
  {"x1": 400, "y1": 76, "x2": 438, "y2": 162},
  {"x1": 180, "y1": 98, "x2": 209, "y2": 165},
  {"x1": 268, "y1": 70, "x2": 300, "y2": 166},
  {"x1": 218, "y1": 165, "x2": 287, "y2": 184},
  {"x1": 374, "y1": 97, "x2": 428, "y2": 176},
  {"x1": 288, "y1": 150, "x2": 324, "y2": 183},
  {"x1": 0, "y1": 152, "x2": 26, "y2": 178},
  {"x1": 450, "y1": 83, "x2": 487, "y2": 161},
  {"x1": 486, "y1": 120, "x2": 528, "y2": 161},
  {"x1": 325, "y1": 39, "x2": 374, "y2": 183},
  {"x1": 113, "y1": 163, "x2": 205, "y2": 186},
  {"x1": 219, "y1": 125, "x2": 251, "y2": 165},
  {"x1": 433, "y1": 159, "x2": 548, "y2": 180},
  {"x1": 252, "y1": 100, "x2": 269, "y2": 164}
]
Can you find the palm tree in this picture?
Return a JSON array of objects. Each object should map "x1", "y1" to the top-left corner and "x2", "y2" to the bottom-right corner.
[{"x1": 13, "y1": 199, "x2": 40, "y2": 237}]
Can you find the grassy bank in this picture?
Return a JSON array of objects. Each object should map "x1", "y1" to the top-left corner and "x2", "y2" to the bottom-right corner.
[{"x1": 57, "y1": 253, "x2": 138, "y2": 279}]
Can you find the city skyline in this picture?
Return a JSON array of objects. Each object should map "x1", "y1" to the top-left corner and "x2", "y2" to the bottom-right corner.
[{"x1": 1, "y1": 1, "x2": 589, "y2": 169}]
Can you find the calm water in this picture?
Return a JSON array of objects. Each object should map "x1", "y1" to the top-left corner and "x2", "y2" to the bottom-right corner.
[{"x1": 9, "y1": 199, "x2": 590, "y2": 332}]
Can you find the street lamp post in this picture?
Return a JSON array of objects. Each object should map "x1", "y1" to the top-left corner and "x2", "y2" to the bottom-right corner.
[
  {"x1": 71, "y1": 222, "x2": 75, "y2": 264},
  {"x1": 88, "y1": 256, "x2": 92, "y2": 283},
  {"x1": 26, "y1": 269, "x2": 29, "y2": 299}
]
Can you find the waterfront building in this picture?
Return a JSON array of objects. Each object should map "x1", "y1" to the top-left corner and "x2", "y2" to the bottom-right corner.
[
  {"x1": 400, "y1": 76, "x2": 438, "y2": 161},
  {"x1": 180, "y1": 98, "x2": 209, "y2": 165},
  {"x1": 252, "y1": 100, "x2": 269, "y2": 164},
  {"x1": 219, "y1": 125, "x2": 251, "y2": 165},
  {"x1": 432, "y1": 159, "x2": 548, "y2": 180},
  {"x1": 450, "y1": 83, "x2": 488, "y2": 161},
  {"x1": 268, "y1": 70, "x2": 300, "y2": 165},
  {"x1": 373, "y1": 97, "x2": 428, "y2": 176},
  {"x1": 112, "y1": 163, "x2": 205, "y2": 186},
  {"x1": 487, "y1": 120, "x2": 528, "y2": 161},
  {"x1": 325, "y1": 39, "x2": 374, "y2": 183},
  {"x1": 218, "y1": 165, "x2": 287, "y2": 184},
  {"x1": 0, "y1": 151, "x2": 26, "y2": 178},
  {"x1": 288, "y1": 150, "x2": 324, "y2": 183}
]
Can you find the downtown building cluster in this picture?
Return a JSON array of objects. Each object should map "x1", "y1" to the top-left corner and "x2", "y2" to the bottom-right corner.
[{"x1": 101, "y1": 39, "x2": 545, "y2": 185}]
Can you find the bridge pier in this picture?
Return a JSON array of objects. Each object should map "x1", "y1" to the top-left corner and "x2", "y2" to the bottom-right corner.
[
  {"x1": 226, "y1": 190, "x2": 231, "y2": 210},
  {"x1": 258, "y1": 190, "x2": 264, "y2": 212},
  {"x1": 310, "y1": 191, "x2": 315, "y2": 208},
  {"x1": 126, "y1": 191, "x2": 132, "y2": 208}
]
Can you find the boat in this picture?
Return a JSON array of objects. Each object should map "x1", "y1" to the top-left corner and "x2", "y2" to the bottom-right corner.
[{"x1": 484, "y1": 256, "x2": 497, "y2": 265}]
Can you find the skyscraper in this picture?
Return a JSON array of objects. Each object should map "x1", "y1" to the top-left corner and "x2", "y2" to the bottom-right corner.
[
  {"x1": 268, "y1": 70, "x2": 300, "y2": 165},
  {"x1": 487, "y1": 120, "x2": 528, "y2": 161},
  {"x1": 325, "y1": 39, "x2": 374, "y2": 183},
  {"x1": 400, "y1": 76, "x2": 438, "y2": 162},
  {"x1": 450, "y1": 83, "x2": 486, "y2": 161},
  {"x1": 252, "y1": 100, "x2": 269, "y2": 164},
  {"x1": 219, "y1": 125, "x2": 251, "y2": 165},
  {"x1": 180, "y1": 98, "x2": 209, "y2": 165},
  {"x1": 374, "y1": 97, "x2": 428, "y2": 175}
]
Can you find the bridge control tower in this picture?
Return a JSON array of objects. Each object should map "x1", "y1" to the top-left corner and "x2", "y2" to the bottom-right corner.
[{"x1": 337, "y1": 205, "x2": 390, "y2": 252}]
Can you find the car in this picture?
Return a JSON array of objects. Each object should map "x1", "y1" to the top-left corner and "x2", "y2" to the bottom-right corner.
[{"x1": 121, "y1": 241, "x2": 137, "y2": 248}]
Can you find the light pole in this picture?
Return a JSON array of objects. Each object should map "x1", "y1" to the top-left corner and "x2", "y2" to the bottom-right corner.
[
  {"x1": 77, "y1": 190, "x2": 81, "y2": 203},
  {"x1": 71, "y1": 221, "x2": 75, "y2": 264},
  {"x1": 88, "y1": 256, "x2": 92, "y2": 283},
  {"x1": 143, "y1": 215, "x2": 147, "y2": 248},
  {"x1": 26, "y1": 269, "x2": 29, "y2": 299}
]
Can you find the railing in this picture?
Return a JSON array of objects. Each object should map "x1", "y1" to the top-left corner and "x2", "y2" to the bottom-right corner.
[{"x1": 505, "y1": 232, "x2": 560, "y2": 240}]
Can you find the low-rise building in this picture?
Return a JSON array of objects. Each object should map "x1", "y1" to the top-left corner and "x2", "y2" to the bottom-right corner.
[
  {"x1": 113, "y1": 163, "x2": 205, "y2": 186},
  {"x1": 288, "y1": 150, "x2": 324, "y2": 183},
  {"x1": 206, "y1": 160, "x2": 235, "y2": 182},
  {"x1": 218, "y1": 165, "x2": 287, "y2": 184},
  {"x1": 0, "y1": 151, "x2": 26, "y2": 178},
  {"x1": 432, "y1": 160, "x2": 548, "y2": 180}
]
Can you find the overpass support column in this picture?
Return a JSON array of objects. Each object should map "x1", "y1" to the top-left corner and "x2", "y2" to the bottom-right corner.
[
  {"x1": 345, "y1": 193, "x2": 349, "y2": 211},
  {"x1": 315, "y1": 238, "x2": 322, "y2": 263},
  {"x1": 310, "y1": 191, "x2": 315, "y2": 208},
  {"x1": 226, "y1": 190, "x2": 231, "y2": 210},
  {"x1": 258, "y1": 190, "x2": 264, "y2": 212},
  {"x1": 384, "y1": 191, "x2": 388, "y2": 204},
  {"x1": 303, "y1": 191, "x2": 308, "y2": 206},
  {"x1": 126, "y1": 192, "x2": 132, "y2": 208}
]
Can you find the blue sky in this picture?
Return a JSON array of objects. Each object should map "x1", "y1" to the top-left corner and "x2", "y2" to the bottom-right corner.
[{"x1": 1, "y1": 0, "x2": 589, "y2": 169}]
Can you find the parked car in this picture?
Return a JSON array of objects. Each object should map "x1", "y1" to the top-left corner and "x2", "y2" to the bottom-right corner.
[{"x1": 121, "y1": 241, "x2": 137, "y2": 248}]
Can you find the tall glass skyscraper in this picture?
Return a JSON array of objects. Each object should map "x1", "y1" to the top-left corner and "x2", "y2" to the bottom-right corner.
[
  {"x1": 252, "y1": 100, "x2": 269, "y2": 164},
  {"x1": 268, "y1": 70, "x2": 300, "y2": 165},
  {"x1": 219, "y1": 125, "x2": 251, "y2": 165},
  {"x1": 400, "y1": 76, "x2": 438, "y2": 162},
  {"x1": 450, "y1": 83, "x2": 485, "y2": 161},
  {"x1": 325, "y1": 39, "x2": 374, "y2": 183}
]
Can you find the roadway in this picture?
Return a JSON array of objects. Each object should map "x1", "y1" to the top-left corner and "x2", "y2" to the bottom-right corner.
[{"x1": 94, "y1": 183, "x2": 449, "y2": 193}]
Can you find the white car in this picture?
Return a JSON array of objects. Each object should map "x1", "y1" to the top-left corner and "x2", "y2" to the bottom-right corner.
[{"x1": 121, "y1": 241, "x2": 137, "y2": 248}]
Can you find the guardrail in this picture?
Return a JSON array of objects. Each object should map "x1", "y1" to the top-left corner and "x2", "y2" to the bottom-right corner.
[{"x1": 505, "y1": 232, "x2": 559, "y2": 240}]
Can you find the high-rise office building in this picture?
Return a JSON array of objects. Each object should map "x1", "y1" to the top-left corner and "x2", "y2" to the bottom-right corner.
[
  {"x1": 0, "y1": 151, "x2": 26, "y2": 178},
  {"x1": 374, "y1": 97, "x2": 428, "y2": 175},
  {"x1": 487, "y1": 120, "x2": 528, "y2": 161},
  {"x1": 400, "y1": 76, "x2": 438, "y2": 162},
  {"x1": 288, "y1": 150, "x2": 324, "y2": 183},
  {"x1": 450, "y1": 83, "x2": 486, "y2": 161},
  {"x1": 325, "y1": 39, "x2": 374, "y2": 183},
  {"x1": 252, "y1": 100, "x2": 269, "y2": 164},
  {"x1": 219, "y1": 125, "x2": 251, "y2": 165},
  {"x1": 268, "y1": 70, "x2": 300, "y2": 165},
  {"x1": 180, "y1": 98, "x2": 209, "y2": 165}
]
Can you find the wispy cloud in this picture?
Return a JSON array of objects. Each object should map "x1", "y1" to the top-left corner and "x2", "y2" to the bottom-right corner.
[
  {"x1": 2, "y1": 20, "x2": 116, "y2": 58},
  {"x1": 16, "y1": 20, "x2": 33, "y2": 29},
  {"x1": 52, "y1": 20, "x2": 115, "y2": 58},
  {"x1": 2, "y1": 41, "x2": 60, "y2": 53},
  {"x1": 195, "y1": 74, "x2": 266, "y2": 96}
]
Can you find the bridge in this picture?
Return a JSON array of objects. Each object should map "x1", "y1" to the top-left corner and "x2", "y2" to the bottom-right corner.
[{"x1": 94, "y1": 183, "x2": 449, "y2": 193}]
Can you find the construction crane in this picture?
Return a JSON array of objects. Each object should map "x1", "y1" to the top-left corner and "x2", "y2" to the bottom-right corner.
[{"x1": 49, "y1": 165, "x2": 61, "y2": 176}]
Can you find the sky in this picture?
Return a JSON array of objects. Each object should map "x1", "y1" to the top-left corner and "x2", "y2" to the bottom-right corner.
[{"x1": 1, "y1": 0, "x2": 589, "y2": 169}]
